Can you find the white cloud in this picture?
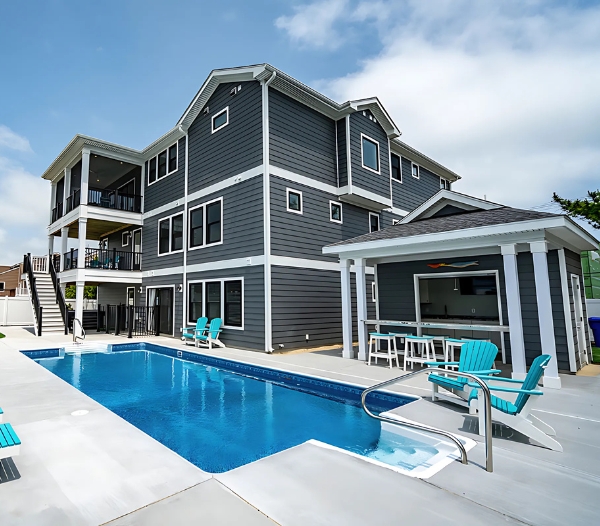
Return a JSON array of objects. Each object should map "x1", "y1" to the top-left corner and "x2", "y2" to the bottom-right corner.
[
  {"x1": 279, "y1": 1, "x2": 600, "y2": 210},
  {"x1": 0, "y1": 124, "x2": 32, "y2": 153}
]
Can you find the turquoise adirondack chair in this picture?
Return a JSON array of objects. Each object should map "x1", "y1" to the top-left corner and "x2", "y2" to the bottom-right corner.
[
  {"x1": 428, "y1": 340, "x2": 500, "y2": 412},
  {"x1": 468, "y1": 354, "x2": 561, "y2": 451},
  {"x1": 181, "y1": 317, "x2": 208, "y2": 346},
  {"x1": 0, "y1": 422, "x2": 21, "y2": 461},
  {"x1": 195, "y1": 318, "x2": 225, "y2": 350}
]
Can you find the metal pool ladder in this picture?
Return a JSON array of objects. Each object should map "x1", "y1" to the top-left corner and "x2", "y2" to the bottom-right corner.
[
  {"x1": 361, "y1": 369, "x2": 493, "y2": 472},
  {"x1": 73, "y1": 318, "x2": 86, "y2": 344}
]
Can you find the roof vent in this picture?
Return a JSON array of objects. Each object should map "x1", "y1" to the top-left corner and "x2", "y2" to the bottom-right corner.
[
  {"x1": 230, "y1": 85, "x2": 242, "y2": 96},
  {"x1": 392, "y1": 219, "x2": 401, "y2": 226},
  {"x1": 203, "y1": 106, "x2": 210, "y2": 115}
]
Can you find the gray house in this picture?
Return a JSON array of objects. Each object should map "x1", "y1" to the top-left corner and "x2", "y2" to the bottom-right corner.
[{"x1": 40, "y1": 64, "x2": 461, "y2": 352}]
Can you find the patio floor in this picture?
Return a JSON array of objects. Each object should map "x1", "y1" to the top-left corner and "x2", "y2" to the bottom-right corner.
[{"x1": 0, "y1": 326, "x2": 598, "y2": 525}]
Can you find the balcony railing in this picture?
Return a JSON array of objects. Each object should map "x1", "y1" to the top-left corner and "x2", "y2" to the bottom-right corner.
[
  {"x1": 85, "y1": 248, "x2": 142, "y2": 271},
  {"x1": 88, "y1": 187, "x2": 142, "y2": 213},
  {"x1": 52, "y1": 202, "x2": 63, "y2": 223},
  {"x1": 63, "y1": 249, "x2": 78, "y2": 270},
  {"x1": 65, "y1": 189, "x2": 81, "y2": 214}
]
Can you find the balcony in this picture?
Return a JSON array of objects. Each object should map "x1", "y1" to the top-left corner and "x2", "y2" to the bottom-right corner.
[
  {"x1": 88, "y1": 187, "x2": 142, "y2": 213},
  {"x1": 65, "y1": 189, "x2": 81, "y2": 215},
  {"x1": 63, "y1": 248, "x2": 142, "y2": 272},
  {"x1": 52, "y1": 202, "x2": 63, "y2": 223}
]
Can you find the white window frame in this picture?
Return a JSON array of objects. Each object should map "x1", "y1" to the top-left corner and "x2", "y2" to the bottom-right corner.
[
  {"x1": 411, "y1": 162, "x2": 420, "y2": 179},
  {"x1": 211, "y1": 107, "x2": 229, "y2": 134},
  {"x1": 440, "y1": 177, "x2": 450, "y2": 190},
  {"x1": 391, "y1": 152, "x2": 402, "y2": 183},
  {"x1": 147, "y1": 140, "x2": 179, "y2": 186},
  {"x1": 371, "y1": 281, "x2": 377, "y2": 302},
  {"x1": 157, "y1": 211, "x2": 184, "y2": 256},
  {"x1": 329, "y1": 200, "x2": 343, "y2": 224},
  {"x1": 360, "y1": 133, "x2": 380, "y2": 174},
  {"x1": 146, "y1": 285, "x2": 176, "y2": 337},
  {"x1": 286, "y1": 188, "x2": 303, "y2": 215},
  {"x1": 188, "y1": 196, "x2": 224, "y2": 251},
  {"x1": 369, "y1": 212, "x2": 380, "y2": 233},
  {"x1": 187, "y1": 277, "x2": 244, "y2": 330},
  {"x1": 0, "y1": 282, "x2": 5, "y2": 292},
  {"x1": 122, "y1": 231, "x2": 131, "y2": 247}
]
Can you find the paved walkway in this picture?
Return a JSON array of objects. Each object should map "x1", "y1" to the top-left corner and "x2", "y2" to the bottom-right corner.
[{"x1": 1, "y1": 326, "x2": 599, "y2": 525}]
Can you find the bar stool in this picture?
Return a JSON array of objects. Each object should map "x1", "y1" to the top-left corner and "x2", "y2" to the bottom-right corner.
[
  {"x1": 423, "y1": 334, "x2": 450, "y2": 361},
  {"x1": 368, "y1": 332, "x2": 400, "y2": 369},
  {"x1": 403, "y1": 335, "x2": 436, "y2": 371},
  {"x1": 388, "y1": 333, "x2": 412, "y2": 355},
  {"x1": 444, "y1": 338, "x2": 467, "y2": 369}
]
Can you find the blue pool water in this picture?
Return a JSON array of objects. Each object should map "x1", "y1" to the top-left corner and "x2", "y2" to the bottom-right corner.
[{"x1": 32, "y1": 346, "x2": 423, "y2": 473}]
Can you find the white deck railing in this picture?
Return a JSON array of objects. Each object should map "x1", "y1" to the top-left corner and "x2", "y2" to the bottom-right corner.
[{"x1": 31, "y1": 255, "x2": 48, "y2": 273}]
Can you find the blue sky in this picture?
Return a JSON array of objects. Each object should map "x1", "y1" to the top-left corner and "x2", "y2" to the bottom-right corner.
[{"x1": 1, "y1": 0, "x2": 599, "y2": 262}]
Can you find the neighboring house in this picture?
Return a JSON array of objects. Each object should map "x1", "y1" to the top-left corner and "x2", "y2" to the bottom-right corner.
[
  {"x1": 40, "y1": 64, "x2": 460, "y2": 351},
  {"x1": 0, "y1": 264, "x2": 26, "y2": 297}
]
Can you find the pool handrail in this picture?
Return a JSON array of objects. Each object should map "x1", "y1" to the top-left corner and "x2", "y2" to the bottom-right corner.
[{"x1": 361, "y1": 368, "x2": 493, "y2": 472}]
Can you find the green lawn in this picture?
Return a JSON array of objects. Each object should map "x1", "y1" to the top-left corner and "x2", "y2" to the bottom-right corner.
[{"x1": 593, "y1": 346, "x2": 600, "y2": 363}]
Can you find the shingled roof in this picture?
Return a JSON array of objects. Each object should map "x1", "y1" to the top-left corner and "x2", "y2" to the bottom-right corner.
[{"x1": 328, "y1": 207, "x2": 560, "y2": 248}]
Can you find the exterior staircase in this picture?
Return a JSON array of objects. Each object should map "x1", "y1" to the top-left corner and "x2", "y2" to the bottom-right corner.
[{"x1": 33, "y1": 272, "x2": 67, "y2": 334}]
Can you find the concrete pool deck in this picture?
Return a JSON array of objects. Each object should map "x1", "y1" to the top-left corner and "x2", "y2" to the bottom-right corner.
[{"x1": 0, "y1": 326, "x2": 599, "y2": 525}]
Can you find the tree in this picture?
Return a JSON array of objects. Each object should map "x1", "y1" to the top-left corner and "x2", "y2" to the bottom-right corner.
[
  {"x1": 552, "y1": 190, "x2": 600, "y2": 230},
  {"x1": 65, "y1": 285, "x2": 97, "y2": 300}
]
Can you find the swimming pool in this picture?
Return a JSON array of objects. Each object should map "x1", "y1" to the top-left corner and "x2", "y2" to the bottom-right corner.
[{"x1": 25, "y1": 343, "x2": 470, "y2": 476}]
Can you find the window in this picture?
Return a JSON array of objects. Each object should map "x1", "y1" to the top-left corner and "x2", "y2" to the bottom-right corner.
[
  {"x1": 286, "y1": 188, "x2": 303, "y2": 214},
  {"x1": 440, "y1": 177, "x2": 450, "y2": 190},
  {"x1": 371, "y1": 282, "x2": 377, "y2": 302},
  {"x1": 188, "y1": 197, "x2": 223, "y2": 249},
  {"x1": 147, "y1": 141, "x2": 178, "y2": 185},
  {"x1": 361, "y1": 134, "x2": 380, "y2": 173},
  {"x1": 330, "y1": 201, "x2": 342, "y2": 224},
  {"x1": 391, "y1": 153, "x2": 402, "y2": 182},
  {"x1": 411, "y1": 162, "x2": 420, "y2": 179},
  {"x1": 188, "y1": 279, "x2": 244, "y2": 328},
  {"x1": 122, "y1": 231, "x2": 130, "y2": 247},
  {"x1": 212, "y1": 107, "x2": 229, "y2": 133},
  {"x1": 158, "y1": 212, "x2": 184, "y2": 255},
  {"x1": 369, "y1": 212, "x2": 380, "y2": 233},
  {"x1": 0, "y1": 282, "x2": 4, "y2": 292}
]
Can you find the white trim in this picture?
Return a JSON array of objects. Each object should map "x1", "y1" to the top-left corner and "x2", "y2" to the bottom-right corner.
[
  {"x1": 157, "y1": 211, "x2": 184, "y2": 257},
  {"x1": 371, "y1": 281, "x2": 376, "y2": 302},
  {"x1": 270, "y1": 165, "x2": 337, "y2": 194},
  {"x1": 126, "y1": 286, "x2": 135, "y2": 306},
  {"x1": 440, "y1": 177, "x2": 450, "y2": 190},
  {"x1": 360, "y1": 133, "x2": 380, "y2": 174},
  {"x1": 346, "y1": 115, "x2": 352, "y2": 190},
  {"x1": 411, "y1": 162, "x2": 420, "y2": 179},
  {"x1": 147, "y1": 140, "x2": 179, "y2": 186},
  {"x1": 286, "y1": 188, "x2": 303, "y2": 215},
  {"x1": 369, "y1": 212, "x2": 380, "y2": 233},
  {"x1": 188, "y1": 196, "x2": 224, "y2": 251},
  {"x1": 558, "y1": 249, "x2": 577, "y2": 372},
  {"x1": 211, "y1": 106, "x2": 229, "y2": 134},
  {"x1": 122, "y1": 231, "x2": 131, "y2": 247},
  {"x1": 146, "y1": 285, "x2": 176, "y2": 337},
  {"x1": 182, "y1": 132, "x2": 189, "y2": 331},
  {"x1": 391, "y1": 152, "x2": 402, "y2": 183},
  {"x1": 0, "y1": 282, "x2": 5, "y2": 292},
  {"x1": 187, "y1": 255, "x2": 265, "y2": 274},
  {"x1": 390, "y1": 206, "x2": 409, "y2": 217},
  {"x1": 187, "y1": 277, "x2": 244, "y2": 330},
  {"x1": 329, "y1": 200, "x2": 343, "y2": 224},
  {"x1": 270, "y1": 255, "x2": 374, "y2": 274},
  {"x1": 571, "y1": 273, "x2": 589, "y2": 366}
]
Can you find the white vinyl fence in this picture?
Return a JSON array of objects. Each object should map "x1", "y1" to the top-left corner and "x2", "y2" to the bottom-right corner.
[{"x1": 0, "y1": 297, "x2": 34, "y2": 326}]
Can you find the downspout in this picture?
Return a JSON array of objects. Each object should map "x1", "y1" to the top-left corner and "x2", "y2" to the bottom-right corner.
[
  {"x1": 182, "y1": 127, "x2": 189, "y2": 333},
  {"x1": 262, "y1": 71, "x2": 276, "y2": 353}
]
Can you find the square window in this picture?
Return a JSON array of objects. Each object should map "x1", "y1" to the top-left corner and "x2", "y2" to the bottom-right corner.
[
  {"x1": 361, "y1": 135, "x2": 379, "y2": 173},
  {"x1": 287, "y1": 189, "x2": 302, "y2": 214},
  {"x1": 330, "y1": 201, "x2": 342, "y2": 223},
  {"x1": 158, "y1": 150, "x2": 167, "y2": 178},
  {"x1": 189, "y1": 207, "x2": 204, "y2": 248},
  {"x1": 148, "y1": 157, "x2": 157, "y2": 184},
  {"x1": 212, "y1": 107, "x2": 229, "y2": 133},
  {"x1": 168, "y1": 143, "x2": 177, "y2": 173},
  {"x1": 369, "y1": 213, "x2": 380, "y2": 233},
  {"x1": 158, "y1": 218, "x2": 170, "y2": 254},
  {"x1": 412, "y1": 163, "x2": 419, "y2": 179},
  {"x1": 391, "y1": 153, "x2": 401, "y2": 182}
]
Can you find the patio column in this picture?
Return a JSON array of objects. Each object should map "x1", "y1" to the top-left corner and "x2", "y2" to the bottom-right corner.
[
  {"x1": 340, "y1": 259, "x2": 354, "y2": 359},
  {"x1": 81, "y1": 149, "x2": 90, "y2": 206},
  {"x1": 74, "y1": 280, "x2": 85, "y2": 339},
  {"x1": 501, "y1": 244, "x2": 527, "y2": 379},
  {"x1": 60, "y1": 226, "x2": 69, "y2": 271},
  {"x1": 77, "y1": 218, "x2": 87, "y2": 270},
  {"x1": 48, "y1": 235, "x2": 54, "y2": 256},
  {"x1": 355, "y1": 258, "x2": 368, "y2": 361},
  {"x1": 530, "y1": 241, "x2": 561, "y2": 389}
]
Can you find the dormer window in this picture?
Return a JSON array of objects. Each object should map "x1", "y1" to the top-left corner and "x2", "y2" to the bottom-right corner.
[{"x1": 361, "y1": 134, "x2": 380, "y2": 174}]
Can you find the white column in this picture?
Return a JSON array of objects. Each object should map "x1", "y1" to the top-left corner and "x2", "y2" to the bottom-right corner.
[
  {"x1": 81, "y1": 149, "x2": 90, "y2": 205},
  {"x1": 340, "y1": 259, "x2": 354, "y2": 359},
  {"x1": 77, "y1": 218, "x2": 87, "y2": 269},
  {"x1": 74, "y1": 280, "x2": 85, "y2": 338},
  {"x1": 48, "y1": 235, "x2": 54, "y2": 256},
  {"x1": 501, "y1": 244, "x2": 527, "y2": 379},
  {"x1": 530, "y1": 241, "x2": 561, "y2": 389},
  {"x1": 60, "y1": 226, "x2": 69, "y2": 271},
  {"x1": 355, "y1": 258, "x2": 368, "y2": 361}
]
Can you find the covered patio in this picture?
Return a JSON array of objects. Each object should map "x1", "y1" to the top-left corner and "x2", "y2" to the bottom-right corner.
[{"x1": 324, "y1": 191, "x2": 598, "y2": 389}]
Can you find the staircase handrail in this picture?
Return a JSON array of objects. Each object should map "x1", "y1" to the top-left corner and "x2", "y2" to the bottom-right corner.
[
  {"x1": 48, "y1": 253, "x2": 69, "y2": 335},
  {"x1": 23, "y1": 253, "x2": 43, "y2": 337}
]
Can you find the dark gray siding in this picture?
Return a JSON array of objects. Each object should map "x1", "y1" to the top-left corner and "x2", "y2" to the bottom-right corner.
[
  {"x1": 144, "y1": 138, "x2": 185, "y2": 212},
  {"x1": 548, "y1": 250, "x2": 570, "y2": 371},
  {"x1": 392, "y1": 157, "x2": 440, "y2": 212},
  {"x1": 380, "y1": 210, "x2": 404, "y2": 228},
  {"x1": 142, "y1": 205, "x2": 184, "y2": 271},
  {"x1": 106, "y1": 166, "x2": 141, "y2": 195},
  {"x1": 516, "y1": 252, "x2": 542, "y2": 365},
  {"x1": 97, "y1": 283, "x2": 136, "y2": 306},
  {"x1": 348, "y1": 111, "x2": 390, "y2": 199},
  {"x1": 186, "y1": 176, "x2": 264, "y2": 266},
  {"x1": 140, "y1": 273, "x2": 183, "y2": 337},
  {"x1": 565, "y1": 249, "x2": 588, "y2": 369},
  {"x1": 270, "y1": 175, "x2": 374, "y2": 262},
  {"x1": 186, "y1": 265, "x2": 264, "y2": 350},
  {"x1": 271, "y1": 266, "x2": 375, "y2": 350},
  {"x1": 337, "y1": 118, "x2": 347, "y2": 187},
  {"x1": 188, "y1": 81, "x2": 263, "y2": 194},
  {"x1": 269, "y1": 89, "x2": 337, "y2": 186}
]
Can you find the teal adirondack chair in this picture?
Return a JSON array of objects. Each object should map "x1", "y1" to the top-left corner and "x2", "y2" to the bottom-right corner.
[
  {"x1": 428, "y1": 340, "x2": 500, "y2": 412},
  {"x1": 181, "y1": 317, "x2": 208, "y2": 346},
  {"x1": 195, "y1": 318, "x2": 225, "y2": 350},
  {"x1": 468, "y1": 354, "x2": 561, "y2": 451},
  {"x1": 0, "y1": 422, "x2": 21, "y2": 461}
]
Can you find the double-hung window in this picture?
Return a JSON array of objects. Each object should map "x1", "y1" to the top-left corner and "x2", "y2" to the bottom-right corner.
[
  {"x1": 361, "y1": 134, "x2": 380, "y2": 173},
  {"x1": 147, "y1": 141, "x2": 178, "y2": 185},
  {"x1": 369, "y1": 212, "x2": 380, "y2": 233},
  {"x1": 158, "y1": 213, "x2": 184, "y2": 255},
  {"x1": 188, "y1": 279, "x2": 244, "y2": 328},
  {"x1": 391, "y1": 153, "x2": 402, "y2": 182},
  {"x1": 189, "y1": 197, "x2": 223, "y2": 249}
]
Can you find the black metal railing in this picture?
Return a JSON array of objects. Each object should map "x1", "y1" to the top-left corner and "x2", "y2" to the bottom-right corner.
[
  {"x1": 23, "y1": 253, "x2": 42, "y2": 336},
  {"x1": 84, "y1": 248, "x2": 142, "y2": 271},
  {"x1": 88, "y1": 187, "x2": 142, "y2": 213},
  {"x1": 51, "y1": 202, "x2": 63, "y2": 223},
  {"x1": 65, "y1": 189, "x2": 81, "y2": 214},
  {"x1": 48, "y1": 254, "x2": 68, "y2": 335},
  {"x1": 52, "y1": 253, "x2": 61, "y2": 272},
  {"x1": 104, "y1": 304, "x2": 158, "y2": 337},
  {"x1": 63, "y1": 248, "x2": 78, "y2": 271}
]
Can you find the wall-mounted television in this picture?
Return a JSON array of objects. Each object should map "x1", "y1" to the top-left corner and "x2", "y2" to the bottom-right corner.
[{"x1": 459, "y1": 276, "x2": 497, "y2": 296}]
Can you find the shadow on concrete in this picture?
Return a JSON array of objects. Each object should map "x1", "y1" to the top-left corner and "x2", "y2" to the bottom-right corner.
[{"x1": 0, "y1": 458, "x2": 21, "y2": 484}]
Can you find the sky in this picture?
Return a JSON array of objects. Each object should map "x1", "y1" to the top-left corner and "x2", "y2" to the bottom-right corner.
[{"x1": 0, "y1": 0, "x2": 599, "y2": 264}]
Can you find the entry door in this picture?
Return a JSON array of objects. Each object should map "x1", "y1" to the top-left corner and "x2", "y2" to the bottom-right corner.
[
  {"x1": 126, "y1": 287, "x2": 135, "y2": 306},
  {"x1": 156, "y1": 288, "x2": 174, "y2": 336},
  {"x1": 571, "y1": 274, "x2": 589, "y2": 365},
  {"x1": 132, "y1": 229, "x2": 142, "y2": 270}
]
